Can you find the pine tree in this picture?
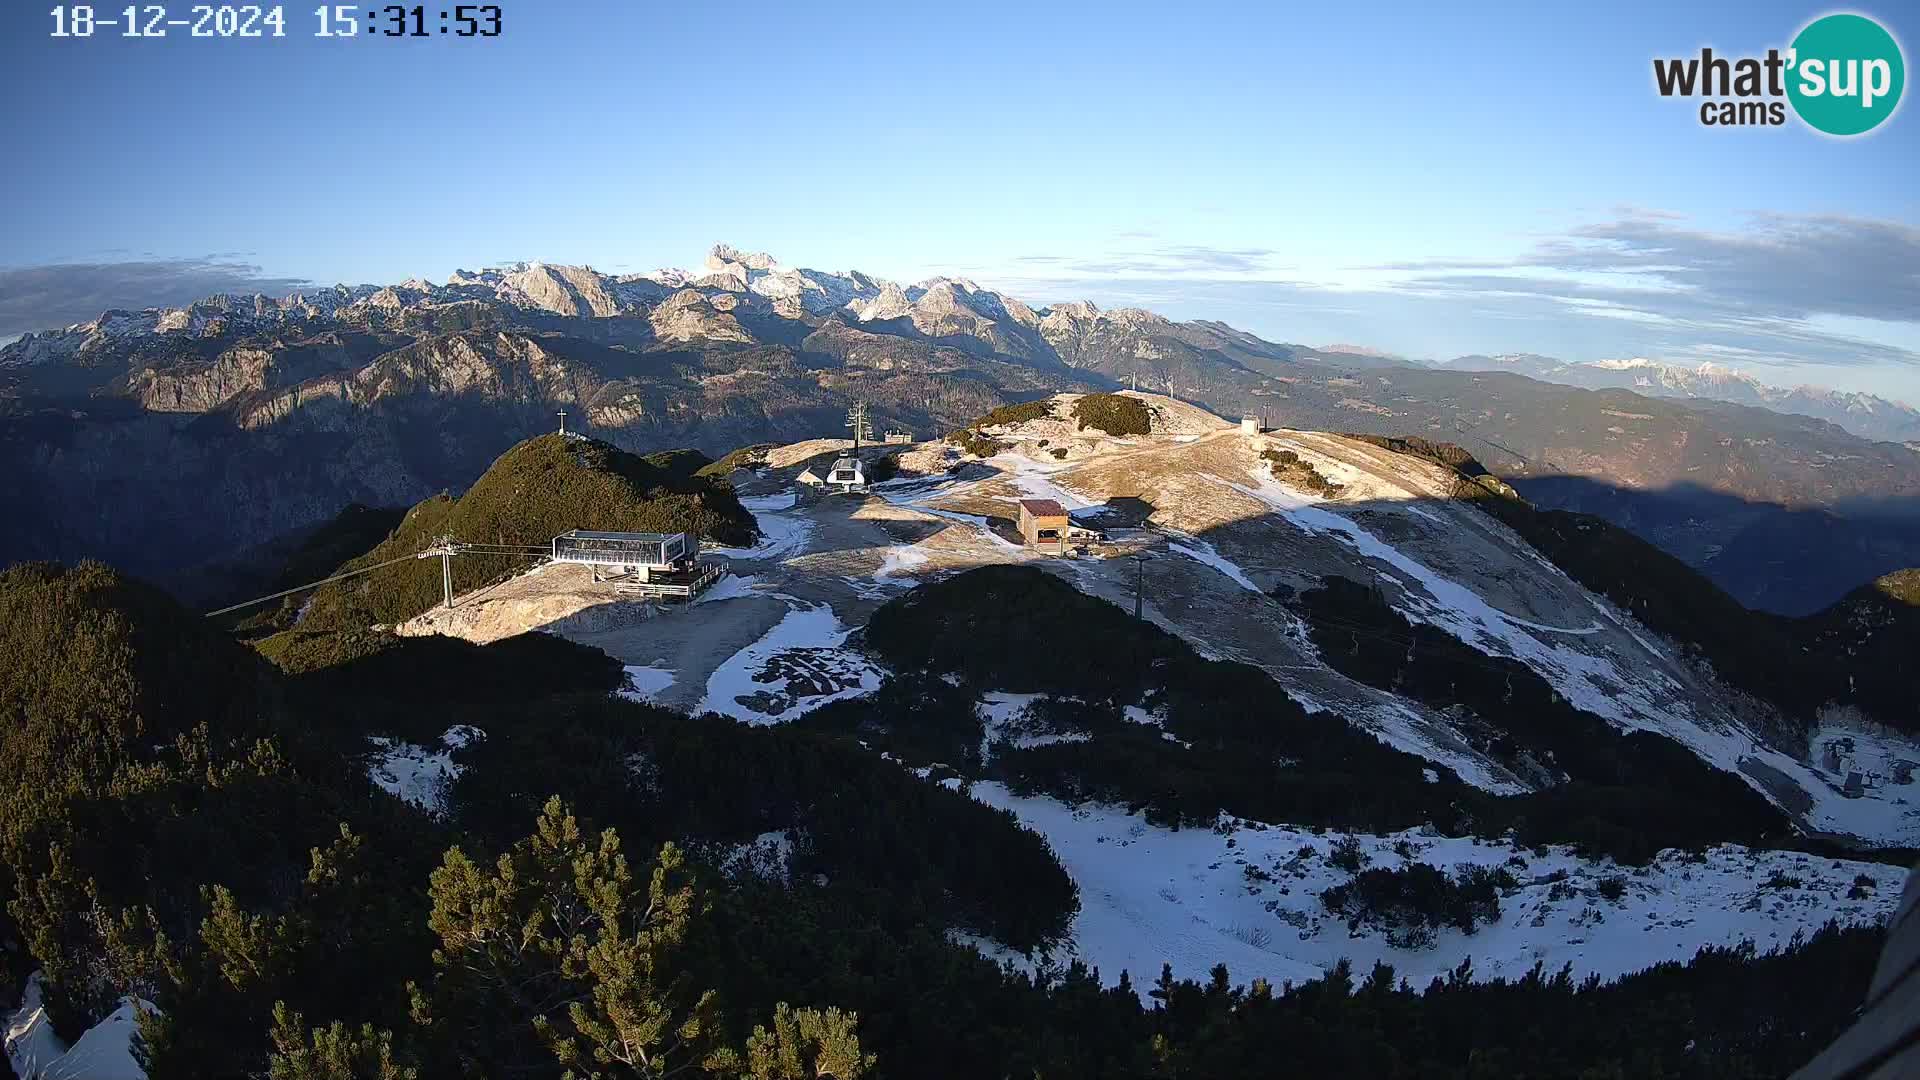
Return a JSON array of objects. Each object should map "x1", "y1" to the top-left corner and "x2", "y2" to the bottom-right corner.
[
  {"x1": 268, "y1": 1003, "x2": 418, "y2": 1080},
  {"x1": 411, "y1": 795, "x2": 871, "y2": 1078},
  {"x1": 743, "y1": 1004, "x2": 874, "y2": 1080}
]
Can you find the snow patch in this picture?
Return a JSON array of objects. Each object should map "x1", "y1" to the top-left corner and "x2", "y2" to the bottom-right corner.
[
  {"x1": 693, "y1": 573, "x2": 764, "y2": 605},
  {"x1": 1168, "y1": 537, "x2": 1263, "y2": 595},
  {"x1": 962, "y1": 785, "x2": 1904, "y2": 999},
  {"x1": 697, "y1": 602, "x2": 881, "y2": 724},
  {"x1": 6, "y1": 974, "x2": 152, "y2": 1080},
  {"x1": 721, "y1": 830, "x2": 795, "y2": 883},
  {"x1": 877, "y1": 544, "x2": 929, "y2": 581},
  {"x1": 621, "y1": 665, "x2": 676, "y2": 701},
  {"x1": 716, "y1": 495, "x2": 814, "y2": 560},
  {"x1": 366, "y1": 725, "x2": 483, "y2": 816},
  {"x1": 1122, "y1": 703, "x2": 1193, "y2": 749}
]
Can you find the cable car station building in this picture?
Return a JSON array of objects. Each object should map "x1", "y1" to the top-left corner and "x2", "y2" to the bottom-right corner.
[{"x1": 550, "y1": 530, "x2": 722, "y2": 599}]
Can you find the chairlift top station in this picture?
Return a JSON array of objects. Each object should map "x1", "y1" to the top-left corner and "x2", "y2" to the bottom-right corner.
[
  {"x1": 551, "y1": 529, "x2": 697, "y2": 571},
  {"x1": 550, "y1": 529, "x2": 722, "y2": 599}
]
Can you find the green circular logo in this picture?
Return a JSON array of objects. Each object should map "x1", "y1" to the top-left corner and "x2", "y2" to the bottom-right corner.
[{"x1": 1787, "y1": 13, "x2": 1905, "y2": 135}]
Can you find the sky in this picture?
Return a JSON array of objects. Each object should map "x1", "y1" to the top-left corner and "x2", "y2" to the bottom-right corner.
[{"x1": 1, "y1": 0, "x2": 1916, "y2": 397}]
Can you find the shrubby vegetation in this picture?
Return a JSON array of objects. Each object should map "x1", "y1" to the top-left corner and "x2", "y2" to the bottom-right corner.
[
  {"x1": 257, "y1": 627, "x2": 624, "y2": 743},
  {"x1": 1343, "y1": 433, "x2": 1489, "y2": 476},
  {"x1": 945, "y1": 428, "x2": 1007, "y2": 458},
  {"x1": 1108, "y1": 922, "x2": 1886, "y2": 1078},
  {"x1": 221, "y1": 503, "x2": 409, "y2": 636},
  {"x1": 864, "y1": 452, "x2": 900, "y2": 484},
  {"x1": 1069, "y1": 393, "x2": 1152, "y2": 436},
  {"x1": 1793, "y1": 570, "x2": 1920, "y2": 733},
  {"x1": 968, "y1": 399, "x2": 1055, "y2": 429},
  {"x1": 799, "y1": 674, "x2": 990, "y2": 773},
  {"x1": 0, "y1": 561, "x2": 989, "y2": 1076},
  {"x1": 451, "y1": 694, "x2": 1080, "y2": 953},
  {"x1": 1320, "y1": 863, "x2": 1513, "y2": 947},
  {"x1": 0, "y1": 562, "x2": 284, "y2": 797},
  {"x1": 298, "y1": 434, "x2": 757, "y2": 629},
  {"x1": 864, "y1": 566, "x2": 1479, "y2": 832},
  {"x1": 396, "y1": 797, "x2": 874, "y2": 1079},
  {"x1": 696, "y1": 442, "x2": 776, "y2": 479},
  {"x1": 0, "y1": 562, "x2": 443, "y2": 1076},
  {"x1": 1261, "y1": 447, "x2": 1344, "y2": 497}
]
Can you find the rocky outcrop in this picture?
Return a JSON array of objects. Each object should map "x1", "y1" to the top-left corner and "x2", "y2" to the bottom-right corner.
[
  {"x1": 851, "y1": 281, "x2": 912, "y2": 322},
  {"x1": 708, "y1": 243, "x2": 781, "y2": 272},
  {"x1": 498, "y1": 263, "x2": 625, "y2": 318},
  {"x1": 649, "y1": 289, "x2": 754, "y2": 344}
]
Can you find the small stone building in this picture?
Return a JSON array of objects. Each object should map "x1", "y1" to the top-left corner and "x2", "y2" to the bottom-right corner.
[
  {"x1": 796, "y1": 467, "x2": 824, "y2": 488},
  {"x1": 1018, "y1": 499, "x2": 1071, "y2": 553}
]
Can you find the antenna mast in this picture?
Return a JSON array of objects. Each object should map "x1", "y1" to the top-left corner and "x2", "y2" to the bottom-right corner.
[{"x1": 846, "y1": 400, "x2": 873, "y2": 449}]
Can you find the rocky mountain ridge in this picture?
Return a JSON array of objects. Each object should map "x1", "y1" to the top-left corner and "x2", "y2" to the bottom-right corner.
[{"x1": 6, "y1": 244, "x2": 1920, "y2": 614}]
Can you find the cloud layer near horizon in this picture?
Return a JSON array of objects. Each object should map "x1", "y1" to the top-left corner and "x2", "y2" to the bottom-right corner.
[
  {"x1": 0, "y1": 259, "x2": 314, "y2": 339},
  {"x1": 990, "y1": 211, "x2": 1920, "y2": 395}
]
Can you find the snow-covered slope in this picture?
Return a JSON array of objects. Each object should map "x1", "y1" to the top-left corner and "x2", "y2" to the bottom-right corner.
[
  {"x1": 373, "y1": 392, "x2": 1916, "y2": 998},
  {"x1": 955, "y1": 783, "x2": 1905, "y2": 996}
]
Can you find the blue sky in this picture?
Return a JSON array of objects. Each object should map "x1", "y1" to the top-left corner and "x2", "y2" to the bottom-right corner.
[{"x1": 2, "y1": 1, "x2": 1916, "y2": 396}]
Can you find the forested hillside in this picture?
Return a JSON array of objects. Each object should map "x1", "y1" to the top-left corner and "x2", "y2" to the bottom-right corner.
[
  {"x1": 0, "y1": 560, "x2": 1900, "y2": 1078},
  {"x1": 288, "y1": 434, "x2": 755, "y2": 631}
]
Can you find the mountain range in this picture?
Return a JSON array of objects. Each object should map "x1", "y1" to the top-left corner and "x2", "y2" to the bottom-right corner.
[
  {"x1": 5, "y1": 243, "x2": 1920, "y2": 615},
  {"x1": 1440, "y1": 353, "x2": 1920, "y2": 446}
]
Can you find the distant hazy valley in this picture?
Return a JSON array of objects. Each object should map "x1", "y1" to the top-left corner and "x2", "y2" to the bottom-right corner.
[{"x1": 1441, "y1": 352, "x2": 1920, "y2": 446}]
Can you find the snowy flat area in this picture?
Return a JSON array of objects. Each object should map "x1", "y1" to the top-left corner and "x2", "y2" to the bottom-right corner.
[{"x1": 957, "y1": 784, "x2": 1907, "y2": 997}]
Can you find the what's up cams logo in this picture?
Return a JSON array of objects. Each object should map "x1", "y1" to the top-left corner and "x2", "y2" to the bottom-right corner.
[{"x1": 1654, "y1": 12, "x2": 1905, "y2": 135}]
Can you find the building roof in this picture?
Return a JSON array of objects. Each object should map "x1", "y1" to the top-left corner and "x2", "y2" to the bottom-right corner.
[
  {"x1": 1018, "y1": 498, "x2": 1068, "y2": 517},
  {"x1": 830, "y1": 457, "x2": 863, "y2": 472},
  {"x1": 558, "y1": 529, "x2": 684, "y2": 542}
]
